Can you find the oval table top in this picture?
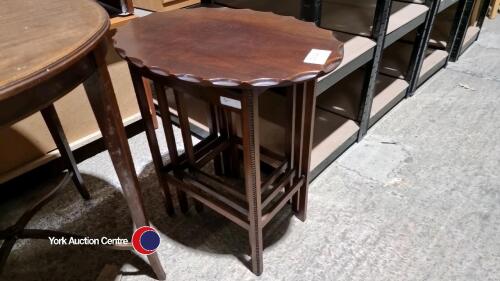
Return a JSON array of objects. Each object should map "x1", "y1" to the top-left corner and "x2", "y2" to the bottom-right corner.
[
  {"x1": 114, "y1": 7, "x2": 344, "y2": 88},
  {"x1": 0, "y1": 0, "x2": 109, "y2": 98}
]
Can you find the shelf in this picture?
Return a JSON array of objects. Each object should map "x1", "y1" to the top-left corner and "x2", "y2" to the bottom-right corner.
[
  {"x1": 214, "y1": 0, "x2": 301, "y2": 18},
  {"x1": 405, "y1": 2, "x2": 457, "y2": 49},
  {"x1": 316, "y1": 32, "x2": 376, "y2": 95},
  {"x1": 110, "y1": 14, "x2": 137, "y2": 29},
  {"x1": 317, "y1": 69, "x2": 408, "y2": 126},
  {"x1": 133, "y1": 0, "x2": 200, "y2": 11},
  {"x1": 320, "y1": 0, "x2": 428, "y2": 47},
  {"x1": 460, "y1": 25, "x2": 480, "y2": 55},
  {"x1": 380, "y1": 41, "x2": 449, "y2": 85},
  {"x1": 310, "y1": 109, "x2": 359, "y2": 176},
  {"x1": 429, "y1": 5, "x2": 456, "y2": 48},
  {"x1": 257, "y1": 91, "x2": 359, "y2": 177},
  {"x1": 439, "y1": 0, "x2": 459, "y2": 12}
]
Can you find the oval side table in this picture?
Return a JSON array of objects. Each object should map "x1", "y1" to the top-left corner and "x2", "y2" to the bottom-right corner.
[
  {"x1": 0, "y1": 0, "x2": 165, "y2": 279},
  {"x1": 114, "y1": 7, "x2": 344, "y2": 275}
]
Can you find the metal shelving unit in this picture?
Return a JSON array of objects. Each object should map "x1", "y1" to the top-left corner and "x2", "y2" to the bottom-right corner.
[
  {"x1": 378, "y1": 0, "x2": 482, "y2": 94},
  {"x1": 449, "y1": 0, "x2": 490, "y2": 61},
  {"x1": 189, "y1": 0, "x2": 484, "y2": 179}
]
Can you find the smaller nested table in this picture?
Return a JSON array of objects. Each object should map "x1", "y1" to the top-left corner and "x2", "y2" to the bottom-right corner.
[{"x1": 114, "y1": 7, "x2": 343, "y2": 275}]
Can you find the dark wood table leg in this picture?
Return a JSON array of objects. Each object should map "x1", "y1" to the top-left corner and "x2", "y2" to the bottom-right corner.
[
  {"x1": 291, "y1": 84, "x2": 305, "y2": 213},
  {"x1": 173, "y1": 89, "x2": 204, "y2": 212},
  {"x1": 285, "y1": 85, "x2": 299, "y2": 210},
  {"x1": 155, "y1": 84, "x2": 190, "y2": 214},
  {"x1": 41, "y1": 104, "x2": 90, "y2": 200},
  {"x1": 209, "y1": 104, "x2": 224, "y2": 176},
  {"x1": 83, "y1": 43, "x2": 166, "y2": 281},
  {"x1": 142, "y1": 77, "x2": 159, "y2": 129},
  {"x1": 214, "y1": 106, "x2": 240, "y2": 178},
  {"x1": 295, "y1": 81, "x2": 316, "y2": 221},
  {"x1": 129, "y1": 67, "x2": 175, "y2": 216},
  {"x1": 240, "y1": 90, "x2": 263, "y2": 276}
]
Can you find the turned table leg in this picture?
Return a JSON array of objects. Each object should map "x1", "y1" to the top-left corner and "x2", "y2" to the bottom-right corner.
[
  {"x1": 41, "y1": 104, "x2": 90, "y2": 200},
  {"x1": 240, "y1": 90, "x2": 263, "y2": 276},
  {"x1": 83, "y1": 43, "x2": 166, "y2": 280}
]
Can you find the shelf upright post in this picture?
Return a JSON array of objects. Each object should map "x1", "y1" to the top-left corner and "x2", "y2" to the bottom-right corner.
[
  {"x1": 301, "y1": 0, "x2": 322, "y2": 24},
  {"x1": 357, "y1": 0, "x2": 392, "y2": 140},
  {"x1": 448, "y1": 0, "x2": 475, "y2": 62},
  {"x1": 406, "y1": 0, "x2": 441, "y2": 96},
  {"x1": 477, "y1": 0, "x2": 492, "y2": 36}
]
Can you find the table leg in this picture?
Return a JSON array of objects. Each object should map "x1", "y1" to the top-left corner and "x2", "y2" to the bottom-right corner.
[
  {"x1": 142, "y1": 77, "x2": 159, "y2": 129},
  {"x1": 295, "y1": 81, "x2": 316, "y2": 222},
  {"x1": 41, "y1": 104, "x2": 90, "y2": 200},
  {"x1": 218, "y1": 108, "x2": 239, "y2": 177},
  {"x1": 209, "y1": 104, "x2": 224, "y2": 175},
  {"x1": 83, "y1": 45, "x2": 166, "y2": 280},
  {"x1": 155, "y1": 84, "x2": 190, "y2": 213},
  {"x1": 241, "y1": 90, "x2": 263, "y2": 275},
  {"x1": 173, "y1": 89, "x2": 204, "y2": 212},
  {"x1": 285, "y1": 85, "x2": 301, "y2": 212},
  {"x1": 129, "y1": 67, "x2": 175, "y2": 216}
]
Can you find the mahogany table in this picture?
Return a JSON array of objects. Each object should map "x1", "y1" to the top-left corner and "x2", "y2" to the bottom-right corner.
[
  {"x1": 0, "y1": 0, "x2": 165, "y2": 279},
  {"x1": 114, "y1": 7, "x2": 343, "y2": 275}
]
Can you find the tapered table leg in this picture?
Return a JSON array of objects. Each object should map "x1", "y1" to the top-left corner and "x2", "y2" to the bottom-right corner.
[
  {"x1": 240, "y1": 90, "x2": 263, "y2": 276},
  {"x1": 291, "y1": 84, "x2": 304, "y2": 213},
  {"x1": 155, "y1": 83, "x2": 190, "y2": 214},
  {"x1": 83, "y1": 43, "x2": 166, "y2": 281},
  {"x1": 129, "y1": 66, "x2": 175, "y2": 216},
  {"x1": 209, "y1": 104, "x2": 224, "y2": 175},
  {"x1": 173, "y1": 90, "x2": 203, "y2": 213},
  {"x1": 296, "y1": 81, "x2": 316, "y2": 221},
  {"x1": 41, "y1": 104, "x2": 90, "y2": 200}
]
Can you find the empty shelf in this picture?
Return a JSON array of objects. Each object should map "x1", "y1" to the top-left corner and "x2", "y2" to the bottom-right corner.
[
  {"x1": 404, "y1": 3, "x2": 455, "y2": 49},
  {"x1": 429, "y1": 5, "x2": 456, "y2": 48},
  {"x1": 418, "y1": 48, "x2": 448, "y2": 84},
  {"x1": 214, "y1": 0, "x2": 301, "y2": 18},
  {"x1": 320, "y1": 0, "x2": 428, "y2": 47},
  {"x1": 316, "y1": 32, "x2": 376, "y2": 95},
  {"x1": 460, "y1": 25, "x2": 480, "y2": 55},
  {"x1": 310, "y1": 109, "x2": 359, "y2": 174},
  {"x1": 380, "y1": 41, "x2": 448, "y2": 85},
  {"x1": 257, "y1": 91, "x2": 359, "y2": 175},
  {"x1": 439, "y1": 0, "x2": 459, "y2": 12},
  {"x1": 317, "y1": 70, "x2": 408, "y2": 126}
]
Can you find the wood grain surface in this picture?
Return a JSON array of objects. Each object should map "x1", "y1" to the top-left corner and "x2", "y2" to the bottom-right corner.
[
  {"x1": 113, "y1": 7, "x2": 344, "y2": 88},
  {"x1": 0, "y1": 0, "x2": 109, "y2": 97}
]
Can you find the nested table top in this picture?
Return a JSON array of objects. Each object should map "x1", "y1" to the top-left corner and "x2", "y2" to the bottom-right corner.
[
  {"x1": 114, "y1": 7, "x2": 344, "y2": 88},
  {"x1": 0, "y1": 0, "x2": 109, "y2": 98}
]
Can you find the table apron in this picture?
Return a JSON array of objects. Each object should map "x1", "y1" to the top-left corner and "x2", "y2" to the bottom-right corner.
[{"x1": 0, "y1": 55, "x2": 95, "y2": 128}]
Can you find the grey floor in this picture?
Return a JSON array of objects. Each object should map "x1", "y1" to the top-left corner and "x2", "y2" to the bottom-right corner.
[{"x1": 2, "y1": 19, "x2": 500, "y2": 281}]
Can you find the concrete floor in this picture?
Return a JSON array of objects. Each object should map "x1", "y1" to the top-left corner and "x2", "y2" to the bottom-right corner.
[{"x1": 2, "y1": 18, "x2": 500, "y2": 281}]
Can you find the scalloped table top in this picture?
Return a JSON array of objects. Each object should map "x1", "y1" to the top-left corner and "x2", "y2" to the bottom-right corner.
[
  {"x1": 113, "y1": 7, "x2": 344, "y2": 88},
  {"x1": 0, "y1": 0, "x2": 109, "y2": 97}
]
